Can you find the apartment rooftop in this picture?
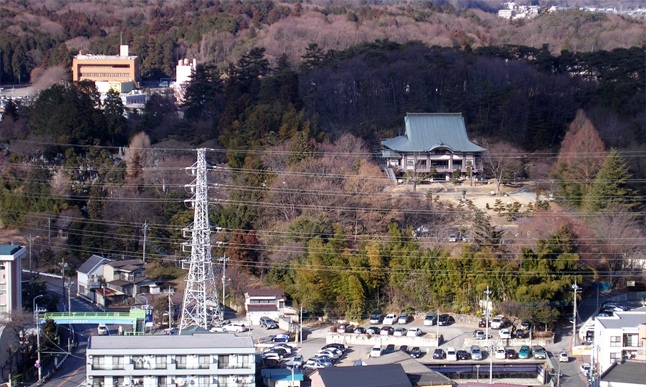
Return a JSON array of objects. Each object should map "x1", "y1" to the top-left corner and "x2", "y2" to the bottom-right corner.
[
  {"x1": 596, "y1": 311, "x2": 646, "y2": 329},
  {"x1": 88, "y1": 333, "x2": 254, "y2": 351}
]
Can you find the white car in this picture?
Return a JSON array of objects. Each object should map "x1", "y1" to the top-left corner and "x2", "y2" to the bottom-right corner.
[
  {"x1": 491, "y1": 315, "x2": 505, "y2": 329},
  {"x1": 499, "y1": 328, "x2": 511, "y2": 339},
  {"x1": 398, "y1": 312, "x2": 408, "y2": 324},
  {"x1": 407, "y1": 328, "x2": 423, "y2": 337},
  {"x1": 559, "y1": 351, "x2": 569, "y2": 362},
  {"x1": 316, "y1": 349, "x2": 340, "y2": 360},
  {"x1": 448, "y1": 234, "x2": 458, "y2": 242},
  {"x1": 286, "y1": 355, "x2": 303, "y2": 368},
  {"x1": 383, "y1": 314, "x2": 398, "y2": 325},
  {"x1": 262, "y1": 351, "x2": 282, "y2": 361},
  {"x1": 471, "y1": 345, "x2": 482, "y2": 361},
  {"x1": 495, "y1": 347, "x2": 507, "y2": 360},
  {"x1": 304, "y1": 359, "x2": 332, "y2": 369},
  {"x1": 370, "y1": 345, "x2": 382, "y2": 358},
  {"x1": 423, "y1": 313, "x2": 437, "y2": 326},
  {"x1": 393, "y1": 327, "x2": 407, "y2": 337},
  {"x1": 97, "y1": 324, "x2": 109, "y2": 335},
  {"x1": 222, "y1": 323, "x2": 247, "y2": 333},
  {"x1": 580, "y1": 363, "x2": 591, "y2": 376},
  {"x1": 446, "y1": 347, "x2": 457, "y2": 361}
]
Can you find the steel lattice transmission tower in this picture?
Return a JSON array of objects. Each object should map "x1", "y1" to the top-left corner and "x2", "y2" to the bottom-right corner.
[{"x1": 179, "y1": 148, "x2": 221, "y2": 332}]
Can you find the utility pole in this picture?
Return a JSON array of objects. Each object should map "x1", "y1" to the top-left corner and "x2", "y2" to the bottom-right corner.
[
  {"x1": 167, "y1": 287, "x2": 173, "y2": 329},
  {"x1": 300, "y1": 306, "x2": 303, "y2": 344},
  {"x1": 484, "y1": 286, "x2": 493, "y2": 384},
  {"x1": 33, "y1": 294, "x2": 44, "y2": 382},
  {"x1": 219, "y1": 255, "x2": 230, "y2": 321},
  {"x1": 572, "y1": 281, "x2": 580, "y2": 351},
  {"x1": 28, "y1": 234, "x2": 32, "y2": 274},
  {"x1": 61, "y1": 261, "x2": 68, "y2": 312},
  {"x1": 142, "y1": 220, "x2": 148, "y2": 263},
  {"x1": 48, "y1": 218, "x2": 51, "y2": 245}
]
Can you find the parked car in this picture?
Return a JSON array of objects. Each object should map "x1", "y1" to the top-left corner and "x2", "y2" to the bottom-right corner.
[
  {"x1": 407, "y1": 328, "x2": 423, "y2": 337},
  {"x1": 286, "y1": 355, "x2": 303, "y2": 368},
  {"x1": 323, "y1": 344, "x2": 347, "y2": 353},
  {"x1": 265, "y1": 347, "x2": 288, "y2": 358},
  {"x1": 97, "y1": 324, "x2": 108, "y2": 336},
  {"x1": 519, "y1": 346, "x2": 531, "y2": 359},
  {"x1": 410, "y1": 347, "x2": 422, "y2": 358},
  {"x1": 383, "y1": 314, "x2": 398, "y2": 325},
  {"x1": 272, "y1": 333, "x2": 290, "y2": 342},
  {"x1": 398, "y1": 311, "x2": 409, "y2": 324},
  {"x1": 457, "y1": 350, "x2": 470, "y2": 360},
  {"x1": 505, "y1": 349, "x2": 518, "y2": 359},
  {"x1": 314, "y1": 355, "x2": 334, "y2": 364},
  {"x1": 304, "y1": 359, "x2": 332, "y2": 369},
  {"x1": 222, "y1": 323, "x2": 247, "y2": 333},
  {"x1": 448, "y1": 234, "x2": 458, "y2": 242},
  {"x1": 478, "y1": 319, "x2": 487, "y2": 328},
  {"x1": 262, "y1": 351, "x2": 283, "y2": 361},
  {"x1": 384, "y1": 344, "x2": 396, "y2": 354},
  {"x1": 399, "y1": 345, "x2": 409, "y2": 353},
  {"x1": 438, "y1": 314, "x2": 454, "y2": 326},
  {"x1": 580, "y1": 363, "x2": 591, "y2": 377},
  {"x1": 380, "y1": 326, "x2": 394, "y2": 336},
  {"x1": 473, "y1": 330, "x2": 486, "y2": 340},
  {"x1": 433, "y1": 349, "x2": 446, "y2": 359},
  {"x1": 355, "y1": 327, "x2": 367, "y2": 334},
  {"x1": 369, "y1": 311, "x2": 383, "y2": 324},
  {"x1": 471, "y1": 345, "x2": 482, "y2": 360},
  {"x1": 532, "y1": 346, "x2": 546, "y2": 359},
  {"x1": 260, "y1": 317, "x2": 278, "y2": 329},
  {"x1": 393, "y1": 327, "x2": 407, "y2": 337},
  {"x1": 316, "y1": 349, "x2": 340, "y2": 360},
  {"x1": 499, "y1": 328, "x2": 512, "y2": 339},
  {"x1": 424, "y1": 313, "x2": 438, "y2": 326},
  {"x1": 495, "y1": 347, "x2": 507, "y2": 360},
  {"x1": 271, "y1": 344, "x2": 293, "y2": 355},
  {"x1": 370, "y1": 345, "x2": 382, "y2": 358},
  {"x1": 367, "y1": 326, "x2": 380, "y2": 335},
  {"x1": 337, "y1": 324, "x2": 354, "y2": 334},
  {"x1": 515, "y1": 329, "x2": 525, "y2": 339},
  {"x1": 559, "y1": 351, "x2": 569, "y2": 362},
  {"x1": 520, "y1": 321, "x2": 533, "y2": 331},
  {"x1": 446, "y1": 347, "x2": 458, "y2": 361},
  {"x1": 491, "y1": 315, "x2": 505, "y2": 329}
]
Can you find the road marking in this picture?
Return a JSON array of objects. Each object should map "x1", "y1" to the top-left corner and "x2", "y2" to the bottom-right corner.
[{"x1": 54, "y1": 362, "x2": 82, "y2": 387}]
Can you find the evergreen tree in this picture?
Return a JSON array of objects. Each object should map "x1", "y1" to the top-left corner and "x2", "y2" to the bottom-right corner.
[
  {"x1": 287, "y1": 131, "x2": 316, "y2": 166},
  {"x1": 584, "y1": 149, "x2": 638, "y2": 212},
  {"x1": 300, "y1": 43, "x2": 326, "y2": 72},
  {"x1": 181, "y1": 64, "x2": 223, "y2": 122},
  {"x1": 104, "y1": 89, "x2": 127, "y2": 145}
]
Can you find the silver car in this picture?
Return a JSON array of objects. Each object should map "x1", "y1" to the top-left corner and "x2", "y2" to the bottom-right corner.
[{"x1": 471, "y1": 345, "x2": 482, "y2": 360}]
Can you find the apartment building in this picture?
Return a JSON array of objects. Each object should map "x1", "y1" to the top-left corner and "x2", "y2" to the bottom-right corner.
[
  {"x1": 0, "y1": 245, "x2": 26, "y2": 316},
  {"x1": 594, "y1": 311, "x2": 646, "y2": 374},
  {"x1": 86, "y1": 334, "x2": 255, "y2": 387}
]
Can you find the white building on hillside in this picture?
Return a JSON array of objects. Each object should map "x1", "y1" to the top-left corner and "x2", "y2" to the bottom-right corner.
[{"x1": 594, "y1": 311, "x2": 646, "y2": 374}]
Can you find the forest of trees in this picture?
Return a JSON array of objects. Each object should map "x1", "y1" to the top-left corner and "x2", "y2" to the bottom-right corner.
[{"x1": 1, "y1": 0, "x2": 645, "y2": 325}]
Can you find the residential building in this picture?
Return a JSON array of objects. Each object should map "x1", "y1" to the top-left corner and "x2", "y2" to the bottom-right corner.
[
  {"x1": 309, "y1": 364, "x2": 412, "y2": 387},
  {"x1": 72, "y1": 45, "x2": 140, "y2": 87},
  {"x1": 77, "y1": 255, "x2": 112, "y2": 304},
  {"x1": 599, "y1": 361, "x2": 644, "y2": 387},
  {"x1": 594, "y1": 311, "x2": 646, "y2": 374},
  {"x1": 364, "y1": 351, "x2": 454, "y2": 387},
  {"x1": 0, "y1": 245, "x2": 26, "y2": 316},
  {"x1": 86, "y1": 333, "x2": 255, "y2": 387},
  {"x1": 381, "y1": 113, "x2": 486, "y2": 183},
  {"x1": 244, "y1": 289, "x2": 285, "y2": 326}
]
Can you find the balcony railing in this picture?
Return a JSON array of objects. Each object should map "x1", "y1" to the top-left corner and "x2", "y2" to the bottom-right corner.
[{"x1": 92, "y1": 365, "x2": 125, "y2": 370}]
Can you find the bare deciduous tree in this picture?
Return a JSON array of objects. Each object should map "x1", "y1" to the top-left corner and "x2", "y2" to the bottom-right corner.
[{"x1": 483, "y1": 142, "x2": 524, "y2": 195}]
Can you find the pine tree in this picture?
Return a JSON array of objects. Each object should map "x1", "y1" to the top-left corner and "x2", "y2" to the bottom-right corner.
[{"x1": 584, "y1": 149, "x2": 638, "y2": 212}]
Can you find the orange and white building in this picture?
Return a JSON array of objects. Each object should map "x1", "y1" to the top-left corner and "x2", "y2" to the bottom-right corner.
[{"x1": 72, "y1": 45, "x2": 140, "y2": 92}]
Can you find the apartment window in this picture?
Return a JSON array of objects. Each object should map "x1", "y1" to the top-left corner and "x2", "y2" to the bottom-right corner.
[
  {"x1": 610, "y1": 336, "x2": 621, "y2": 347},
  {"x1": 176, "y1": 355, "x2": 187, "y2": 369},
  {"x1": 217, "y1": 355, "x2": 230, "y2": 369},
  {"x1": 624, "y1": 334, "x2": 638, "y2": 347},
  {"x1": 92, "y1": 376, "x2": 104, "y2": 387},
  {"x1": 0, "y1": 284, "x2": 6, "y2": 295},
  {"x1": 407, "y1": 160, "x2": 414, "y2": 166},
  {"x1": 112, "y1": 356, "x2": 125, "y2": 370},
  {"x1": 92, "y1": 356, "x2": 105, "y2": 370},
  {"x1": 155, "y1": 355, "x2": 167, "y2": 369},
  {"x1": 0, "y1": 305, "x2": 6, "y2": 314},
  {"x1": 113, "y1": 376, "x2": 125, "y2": 387},
  {"x1": 157, "y1": 376, "x2": 169, "y2": 387},
  {"x1": 610, "y1": 352, "x2": 621, "y2": 363},
  {"x1": 132, "y1": 356, "x2": 145, "y2": 370},
  {"x1": 198, "y1": 355, "x2": 210, "y2": 369}
]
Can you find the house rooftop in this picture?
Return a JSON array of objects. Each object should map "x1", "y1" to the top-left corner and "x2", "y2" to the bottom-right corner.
[
  {"x1": 78, "y1": 255, "x2": 110, "y2": 274},
  {"x1": 247, "y1": 304, "x2": 278, "y2": 312},
  {"x1": 246, "y1": 288, "x2": 285, "y2": 298},
  {"x1": 600, "y1": 361, "x2": 645, "y2": 385},
  {"x1": 315, "y1": 364, "x2": 411, "y2": 387},
  {"x1": 364, "y1": 351, "x2": 453, "y2": 386},
  {"x1": 107, "y1": 259, "x2": 146, "y2": 268},
  {"x1": 0, "y1": 245, "x2": 23, "y2": 256},
  {"x1": 596, "y1": 311, "x2": 646, "y2": 329},
  {"x1": 88, "y1": 333, "x2": 254, "y2": 350},
  {"x1": 381, "y1": 113, "x2": 486, "y2": 153}
]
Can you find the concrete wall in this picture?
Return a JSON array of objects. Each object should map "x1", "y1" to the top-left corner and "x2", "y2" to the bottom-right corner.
[
  {"x1": 462, "y1": 335, "x2": 554, "y2": 348},
  {"x1": 326, "y1": 332, "x2": 442, "y2": 348}
]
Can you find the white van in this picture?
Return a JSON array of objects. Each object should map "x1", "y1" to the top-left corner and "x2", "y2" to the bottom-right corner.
[{"x1": 370, "y1": 345, "x2": 382, "y2": 358}]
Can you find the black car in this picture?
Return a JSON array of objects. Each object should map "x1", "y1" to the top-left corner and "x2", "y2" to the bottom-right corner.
[
  {"x1": 433, "y1": 349, "x2": 446, "y2": 359},
  {"x1": 410, "y1": 347, "x2": 422, "y2": 358},
  {"x1": 506, "y1": 349, "x2": 518, "y2": 359},
  {"x1": 367, "y1": 326, "x2": 380, "y2": 334},
  {"x1": 438, "y1": 314, "x2": 454, "y2": 326},
  {"x1": 380, "y1": 326, "x2": 394, "y2": 336},
  {"x1": 515, "y1": 329, "x2": 525, "y2": 339},
  {"x1": 457, "y1": 350, "x2": 470, "y2": 360},
  {"x1": 478, "y1": 319, "x2": 487, "y2": 328},
  {"x1": 384, "y1": 344, "x2": 396, "y2": 354},
  {"x1": 399, "y1": 345, "x2": 409, "y2": 353},
  {"x1": 354, "y1": 327, "x2": 367, "y2": 334}
]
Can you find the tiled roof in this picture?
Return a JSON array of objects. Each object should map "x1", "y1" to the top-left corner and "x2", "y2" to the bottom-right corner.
[
  {"x1": 78, "y1": 255, "x2": 109, "y2": 274},
  {"x1": 247, "y1": 304, "x2": 278, "y2": 312},
  {"x1": 317, "y1": 364, "x2": 411, "y2": 387},
  {"x1": 246, "y1": 288, "x2": 285, "y2": 298},
  {"x1": 382, "y1": 113, "x2": 486, "y2": 153}
]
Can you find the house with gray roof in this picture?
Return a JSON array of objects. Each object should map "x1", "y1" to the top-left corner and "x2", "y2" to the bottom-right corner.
[
  {"x1": 77, "y1": 255, "x2": 112, "y2": 304},
  {"x1": 599, "y1": 361, "x2": 645, "y2": 387},
  {"x1": 86, "y1": 333, "x2": 255, "y2": 387},
  {"x1": 382, "y1": 113, "x2": 486, "y2": 182},
  {"x1": 310, "y1": 363, "x2": 412, "y2": 387}
]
